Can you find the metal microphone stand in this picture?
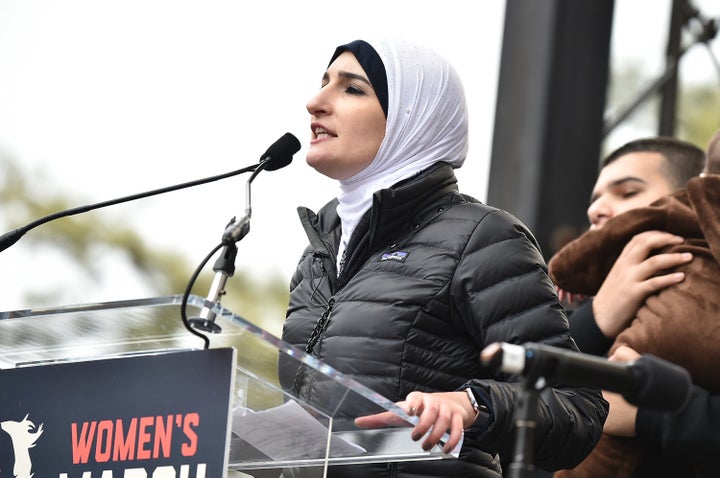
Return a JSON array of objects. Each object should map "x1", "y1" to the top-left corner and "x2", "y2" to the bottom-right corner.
[
  {"x1": 508, "y1": 375, "x2": 548, "y2": 478},
  {"x1": 189, "y1": 166, "x2": 259, "y2": 333},
  {"x1": 187, "y1": 240, "x2": 239, "y2": 333}
]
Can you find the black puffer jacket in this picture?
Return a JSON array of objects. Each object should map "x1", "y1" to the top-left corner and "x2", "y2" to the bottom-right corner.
[{"x1": 281, "y1": 162, "x2": 607, "y2": 477}]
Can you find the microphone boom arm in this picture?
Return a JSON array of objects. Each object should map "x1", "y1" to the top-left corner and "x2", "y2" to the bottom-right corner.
[{"x1": 0, "y1": 163, "x2": 259, "y2": 253}]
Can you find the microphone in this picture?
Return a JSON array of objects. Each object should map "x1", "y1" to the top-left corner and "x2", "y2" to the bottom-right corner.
[
  {"x1": 0, "y1": 133, "x2": 299, "y2": 254},
  {"x1": 258, "y1": 132, "x2": 301, "y2": 171},
  {"x1": 481, "y1": 342, "x2": 691, "y2": 411}
]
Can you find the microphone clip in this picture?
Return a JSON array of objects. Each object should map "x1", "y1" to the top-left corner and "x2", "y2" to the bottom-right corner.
[{"x1": 221, "y1": 214, "x2": 251, "y2": 245}]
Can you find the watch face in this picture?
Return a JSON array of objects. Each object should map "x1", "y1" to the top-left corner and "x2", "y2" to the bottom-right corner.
[{"x1": 465, "y1": 387, "x2": 480, "y2": 412}]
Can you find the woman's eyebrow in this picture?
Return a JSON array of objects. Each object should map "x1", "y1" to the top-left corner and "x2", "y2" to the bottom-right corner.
[
  {"x1": 322, "y1": 70, "x2": 371, "y2": 86},
  {"x1": 337, "y1": 71, "x2": 371, "y2": 85}
]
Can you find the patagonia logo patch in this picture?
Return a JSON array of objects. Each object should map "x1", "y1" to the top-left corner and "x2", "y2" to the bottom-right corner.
[{"x1": 381, "y1": 251, "x2": 409, "y2": 263}]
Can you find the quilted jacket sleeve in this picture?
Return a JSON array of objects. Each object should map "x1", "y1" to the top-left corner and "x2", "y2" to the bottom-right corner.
[{"x1": 451, "y1": 208, "x2": 608, "y2": 471}]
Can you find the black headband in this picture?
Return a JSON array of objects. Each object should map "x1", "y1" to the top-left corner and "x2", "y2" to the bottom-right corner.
[{"x1": 329, "y1": 39, "x2": 389, "y2": 118}]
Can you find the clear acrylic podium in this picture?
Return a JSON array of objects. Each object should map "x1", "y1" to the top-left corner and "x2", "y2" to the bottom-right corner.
[{"x1": 0, "y1": 295, "x2": 457, "y2": 476}]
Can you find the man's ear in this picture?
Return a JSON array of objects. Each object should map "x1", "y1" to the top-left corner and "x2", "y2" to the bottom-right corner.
[{"x1": 703, "y1": 129, "x2": 720, "y2": 175}]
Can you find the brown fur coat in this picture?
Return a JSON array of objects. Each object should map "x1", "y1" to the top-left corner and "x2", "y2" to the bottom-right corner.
[{"x1": 548, "y1": 175, "x2": 720, "y2": 478}]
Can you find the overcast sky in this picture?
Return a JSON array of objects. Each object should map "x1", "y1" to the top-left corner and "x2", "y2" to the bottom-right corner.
[{"x1": 1, "y1": 0, "x2": 719, "y2": 311}]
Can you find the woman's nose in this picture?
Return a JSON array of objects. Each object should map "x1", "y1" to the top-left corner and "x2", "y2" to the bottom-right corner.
[{"x1": 306, "y1": 88, "x2": 329, "y2": 116}]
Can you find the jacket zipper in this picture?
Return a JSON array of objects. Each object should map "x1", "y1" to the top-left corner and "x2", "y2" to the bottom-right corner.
[
  {"x1": 290, "y1": 297, "x2": 335, "y2": 395},
  {"x1": 306, "y1": 297, "x2": 335, "y2": 355}
]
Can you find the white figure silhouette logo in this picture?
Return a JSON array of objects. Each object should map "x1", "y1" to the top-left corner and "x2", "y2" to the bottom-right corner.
[{"x1": 1, "y1": 415, "x2": 44, "y2": 478}]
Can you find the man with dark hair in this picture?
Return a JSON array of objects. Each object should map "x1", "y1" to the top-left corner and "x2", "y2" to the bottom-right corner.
[
  {"x1": 601, "y1": 136, "x2": 705, "y2": 189},
  {"x1": 550, "y1": 134, "x2": 720, "y2": 478},
  {"x1": 586, "y1": 136, "x2": 705, "y2": 232}
]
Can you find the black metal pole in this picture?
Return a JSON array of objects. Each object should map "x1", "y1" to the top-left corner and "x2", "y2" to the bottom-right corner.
[
  {"x1": 508, "y1": 376, "x2": 546, "y2": 478},
  {"x1": 659, "y1": 0, "x2": 685, "y2": 136}
]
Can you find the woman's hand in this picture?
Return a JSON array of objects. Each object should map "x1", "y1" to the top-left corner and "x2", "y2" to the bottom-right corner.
[
  {"x1": 354, "y1": 390, "x2": 478, "y2": 454},
  {"x1": 593, "y1": 231, "x2": 692, "y2": 339}
]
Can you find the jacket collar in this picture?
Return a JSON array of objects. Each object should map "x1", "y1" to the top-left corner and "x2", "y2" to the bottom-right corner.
[{"x1": 298, "y1": 162, "x2": 460, "y2": 285}]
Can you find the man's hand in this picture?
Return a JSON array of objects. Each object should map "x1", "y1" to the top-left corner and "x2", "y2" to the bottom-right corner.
[
  {"x1": 603, "y1": 345, "x2": 642, "y2": 436},
  {"x1": 593, "y1": 231, "x2": 692, "y2": 339},
  {"x1": 602, "y1": 390, "x2": 638, "y2": 437},
  {"x1": 354, "y1": 391, "x2": 477, "y2": 454}
]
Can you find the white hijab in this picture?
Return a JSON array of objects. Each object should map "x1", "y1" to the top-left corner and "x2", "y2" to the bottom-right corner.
[{"x1": 335, "y1": 37, "x2": 469, "y2": 272}]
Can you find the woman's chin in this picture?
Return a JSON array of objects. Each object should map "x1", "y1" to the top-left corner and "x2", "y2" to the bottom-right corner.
[{"x1": 306, "y1": 155, "x2": 336, "y2": 178}]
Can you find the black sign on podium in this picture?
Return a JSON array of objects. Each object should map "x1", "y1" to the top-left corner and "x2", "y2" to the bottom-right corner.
[
  {"x1": 0, "y1": 295, "x2": 458, "y2": 478},
  {"x1": 0, "y1": 347, "x2": 235, "y2": 477}
]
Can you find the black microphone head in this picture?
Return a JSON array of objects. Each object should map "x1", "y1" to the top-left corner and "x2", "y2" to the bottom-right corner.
[
  {"x1": 625, "y1": 354, "x2": 692, "y2": 411},
  {"x1": 260, "y1": 132, "x2": 301, "y2": 171}
]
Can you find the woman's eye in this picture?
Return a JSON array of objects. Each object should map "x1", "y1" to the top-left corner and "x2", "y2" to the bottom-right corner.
[{"x1": 345, "y1": 85, "x2": 365, "y2": 95}]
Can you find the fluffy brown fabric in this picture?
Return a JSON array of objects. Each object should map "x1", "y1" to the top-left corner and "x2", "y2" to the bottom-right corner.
[{"x1": 549, "y1": 175, "x2": 720, "y2": 478}]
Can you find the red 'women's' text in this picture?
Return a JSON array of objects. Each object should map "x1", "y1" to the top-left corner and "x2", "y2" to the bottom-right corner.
[{"x1": 71, "y1": 413, "x2": 200, "y2": 464}]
